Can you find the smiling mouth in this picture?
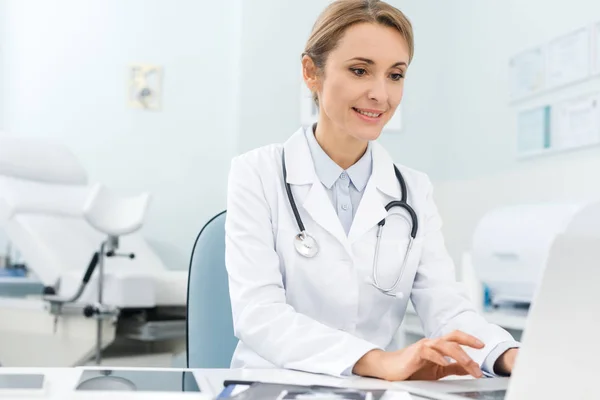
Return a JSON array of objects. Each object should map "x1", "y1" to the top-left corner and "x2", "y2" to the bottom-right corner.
[{"x1": 352, "y1": 107, "x2": 384, "y2": 119}]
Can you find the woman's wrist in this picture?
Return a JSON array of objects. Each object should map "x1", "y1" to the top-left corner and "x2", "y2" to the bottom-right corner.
[
  {"x1": 352, "y1": 349, "x2": 386, "y2": 378},
  {"x1": 494, "y1": 348, "x2": 518, "y2": 376}
]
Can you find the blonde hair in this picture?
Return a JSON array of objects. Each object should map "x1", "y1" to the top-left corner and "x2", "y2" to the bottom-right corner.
[{"x1": 303, "y1": 0, "x2": 414, "y2": 105}]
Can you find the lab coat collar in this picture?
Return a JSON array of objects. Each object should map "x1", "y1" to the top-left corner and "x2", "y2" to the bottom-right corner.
[
  {"x1": 283, "y1": 128, "x2": 350, "y2": 253},
  {"x1": 347, "y1": 142, "x2": 401, "y2": 243},
  {"x1": 303, "y1": 125, "x2": 343, "y2": 189},
  {"x1": 371, "y1": 141, "x2": 402, "y2": 199},
  {"x1": 284, "y1": 126, "x2": 395, "y2": 191},
  {"x1": 282, "y1": 127, "x2": 315, "y2": 185}
]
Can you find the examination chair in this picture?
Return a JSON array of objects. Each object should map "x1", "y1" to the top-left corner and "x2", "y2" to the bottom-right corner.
[
  {"x1": 0, "y1": 134, "x2": 188, "y2": 367},
  {"x1": 186, "y1": 210, "x2": 238, "y2": 368}
]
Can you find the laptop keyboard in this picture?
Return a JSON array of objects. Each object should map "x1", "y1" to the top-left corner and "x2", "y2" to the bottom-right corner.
[{"x1": 451, "y1": 390, "x2": 507, "y2": 400}]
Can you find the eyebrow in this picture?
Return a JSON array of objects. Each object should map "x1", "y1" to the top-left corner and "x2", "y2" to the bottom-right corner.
[{"x1": 346, "y1": 57, "x2": 407, "y2": 68}]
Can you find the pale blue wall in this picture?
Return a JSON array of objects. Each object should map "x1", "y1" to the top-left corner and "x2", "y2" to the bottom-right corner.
[
  {"x1": 0, "y1": 0, "x2": 5, "y2": 129},
  {"x1": 428, "y1": 0, "x2": 600, "y2": 182},
  {"x1": 235, "y1": 0, "x2": 327, "y2": 154},
  {"x1": 0, "y1": 0, "x2": 241, "y2": 269}
]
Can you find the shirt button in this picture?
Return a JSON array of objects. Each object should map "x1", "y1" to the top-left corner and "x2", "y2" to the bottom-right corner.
[
  {"x1": 341, "y1": 204, "x2": 349, "y2": 211},
  {"x1": 340, "y1": 172, "x2": 347, "y2": 180}
]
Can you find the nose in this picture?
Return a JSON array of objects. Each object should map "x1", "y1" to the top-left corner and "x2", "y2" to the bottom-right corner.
[{"x1": 367, "y1": 77, "x2": 389, "y2": 104}]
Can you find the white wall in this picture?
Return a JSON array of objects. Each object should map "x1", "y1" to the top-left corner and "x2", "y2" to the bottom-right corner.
[
  {"x1": 0, "y1": 0, "x2": 5, "y2": 128},
  {"x1": 0, "y1": 3, "x2": 6, "y2": 256},
  {"x1": 235, "y1": 0, "x2": 327, "y2": 153},
  {"x1": 428, "y1": 1, "x2": 600, "y2": 265},
  {"x1": 430, "y1": 1, "x2": 600, "y2": 181},
  {"x1": 377, "y1": 1, "x2": 457, "y2": 174},
  {"x1": 0, "y1": 0, "x2": 241, "y2": 269}
]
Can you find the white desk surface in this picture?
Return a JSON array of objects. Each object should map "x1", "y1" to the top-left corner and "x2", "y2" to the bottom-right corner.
[{"x1": 0, "y1": 366, "x2": 506, "y2": 400}]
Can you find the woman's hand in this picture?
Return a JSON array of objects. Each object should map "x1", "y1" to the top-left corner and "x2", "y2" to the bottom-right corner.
[
  {"x1": 353, "y1": 330, "x2": 485, "y2": 381},
  {"x1": 494, "y1": 348, "x2": 519, "y2": 376}
]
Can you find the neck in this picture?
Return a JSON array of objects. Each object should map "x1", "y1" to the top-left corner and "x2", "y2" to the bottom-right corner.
[{"x1": 314, "y1": 119, "x2": 368, "y2": 170}]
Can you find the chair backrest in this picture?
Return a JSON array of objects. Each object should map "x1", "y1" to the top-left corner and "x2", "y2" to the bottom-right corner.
[{"x1": 186, "y1": 210, "x2": 238, "y2": 368}]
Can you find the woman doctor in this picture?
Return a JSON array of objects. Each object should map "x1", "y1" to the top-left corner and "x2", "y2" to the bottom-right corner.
[{"x1": 224, "y1": 0, "x2": 520, "y2": 381}]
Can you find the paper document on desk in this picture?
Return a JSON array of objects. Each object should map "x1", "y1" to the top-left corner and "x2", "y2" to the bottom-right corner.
[
  {"x1": 218, "y1": 382, "x2": 412, "y2": 400},
  {"x1": 381, "y1": 391, "x2": 413, "y2": 400}
]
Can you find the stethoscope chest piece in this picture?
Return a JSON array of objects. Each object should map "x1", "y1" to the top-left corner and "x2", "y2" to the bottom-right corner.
[{"x1": 294, "y1": 231, "x2": 319, "y2": 258}]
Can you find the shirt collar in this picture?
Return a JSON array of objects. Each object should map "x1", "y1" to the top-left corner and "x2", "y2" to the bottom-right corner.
[
  {"x1": 346, "y1": 142, "x2": 372, "y2": 191},
  {"x1": 304, "y1": 125, "x2": 372, "y2": 191}
]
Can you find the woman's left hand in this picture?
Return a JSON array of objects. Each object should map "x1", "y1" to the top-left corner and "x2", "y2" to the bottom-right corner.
[{"x1": 494, "y1": 348, "x2": 519, "y2": 376}]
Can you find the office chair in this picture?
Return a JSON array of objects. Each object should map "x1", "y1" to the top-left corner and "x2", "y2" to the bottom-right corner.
[{"x1": 185, "y1": 210, "x2": 238, "y2": 368}]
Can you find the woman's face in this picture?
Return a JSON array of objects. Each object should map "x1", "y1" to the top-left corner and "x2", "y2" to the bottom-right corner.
[{"x1": 306, "y1": 22, "x2": 410, "y2": 142}]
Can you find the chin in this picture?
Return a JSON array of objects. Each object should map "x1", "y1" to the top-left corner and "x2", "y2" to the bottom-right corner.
[{"x1": 351, "y1": 126, "x2": 383, "y2": 142}]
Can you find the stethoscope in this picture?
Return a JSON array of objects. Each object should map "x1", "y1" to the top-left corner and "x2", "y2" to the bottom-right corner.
[{"x1": 282, "y1": 150, "x2": 418, "y2": 298}]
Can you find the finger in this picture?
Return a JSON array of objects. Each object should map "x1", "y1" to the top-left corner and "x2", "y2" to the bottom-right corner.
[
  {"x1": 439, "y1": 362, "x2": 471, "y2": 378},
  {"x1": 420, "y1": 347, "x2": 450, "y2": 367},
  {"x1": 443, "y1": 330, "x2": 485, "y2": 349},
  {"x1": 429, "y1": 341, "x2": 482, "y2": 378}
]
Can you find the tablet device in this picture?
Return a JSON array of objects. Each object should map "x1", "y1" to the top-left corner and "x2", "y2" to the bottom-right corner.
[{"x1": 75, "y1": 369, "x2": 201, "y2": 392}]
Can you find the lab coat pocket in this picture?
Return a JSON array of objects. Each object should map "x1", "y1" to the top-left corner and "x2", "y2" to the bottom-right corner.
[
  {"x1": 355, "y1": 221, "x2": 424, "y2": 334},
  {"x1": 365, "y1": 214, "x2": 420, "y2": 290},
  {"x1": 275, "y1": 226, "x2": 353, "y2": 325}
]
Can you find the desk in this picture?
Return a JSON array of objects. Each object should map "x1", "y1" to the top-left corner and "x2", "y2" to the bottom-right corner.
[{"x1": 0, "y1": 366, "x2": 506, "y2": 400}]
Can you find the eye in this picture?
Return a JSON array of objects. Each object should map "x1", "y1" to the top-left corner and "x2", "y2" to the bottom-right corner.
[
  {"x1": 350, "y1": 68, "x2": 367, "y2": 77},
  {"x1": 390, "y1": 73, "x2": 404, "y2": 81}
]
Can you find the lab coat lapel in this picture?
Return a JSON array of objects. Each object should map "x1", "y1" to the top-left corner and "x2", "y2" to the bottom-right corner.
[
  {"x1": 302, "y1": 177, "x2": 351, "y2": 252},
  {"x1": 347, "y1": 179, "x2": 387, "y2": 243},
  {"x1": 348, "y1": 141, "x2": 401, "y2": 243},
  {"x1": 283, "y1": 129, "x2": 352, "y2": 255}
]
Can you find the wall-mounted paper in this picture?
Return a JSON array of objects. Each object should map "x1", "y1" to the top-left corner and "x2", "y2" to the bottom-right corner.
[
  {"x1": 517, "y1": 106, "x2": 551, "y2": 155},
  {"x1": 510, "y1": 47, "x2": 546, "y2": 100},
  {"x1": 546, "y1": 28, "x2": 590, "y2": 88},
  {"x1": 593, "y1": 22, "x2": 600, "y2": 76},
  {"x1": 553, "y1": 93, "x2": 600, "y2": 151}
]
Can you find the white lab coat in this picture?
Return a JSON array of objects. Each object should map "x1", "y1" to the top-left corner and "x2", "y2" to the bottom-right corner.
[{"x1": 224, "y1": 127, "x2": 515, "y2": 377}]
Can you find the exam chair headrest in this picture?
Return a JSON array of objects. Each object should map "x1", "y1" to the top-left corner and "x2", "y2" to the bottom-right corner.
[{"x1": 0, "y1": 135, "x2": 88, "y2": 185}]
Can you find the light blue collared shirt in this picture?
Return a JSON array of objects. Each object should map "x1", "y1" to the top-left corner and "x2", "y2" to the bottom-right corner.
[{"x1": 304, "y1": 126, "x2": 372, "y2": 236}]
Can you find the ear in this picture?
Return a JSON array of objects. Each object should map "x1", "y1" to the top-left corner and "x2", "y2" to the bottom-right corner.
[{"x1": 301, "y1": 55, "x2": 320, "y2": 94}]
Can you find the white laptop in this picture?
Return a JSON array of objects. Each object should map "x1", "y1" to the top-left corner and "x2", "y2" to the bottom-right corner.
[{"x1": 393, "y1": 201, "x2": 600, "y2": 400}]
